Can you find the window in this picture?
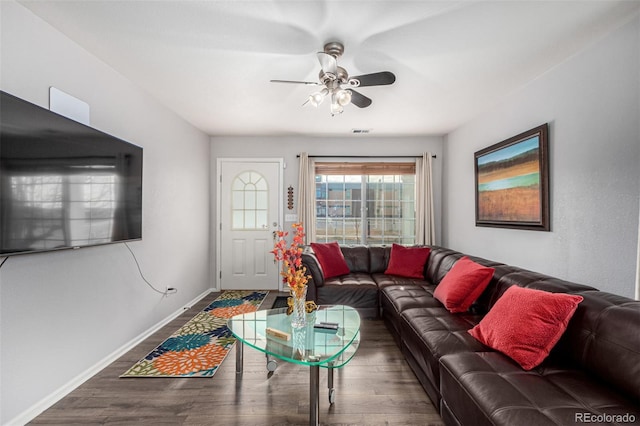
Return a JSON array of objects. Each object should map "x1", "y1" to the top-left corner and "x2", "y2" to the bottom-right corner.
[
  {"x1": 315, "y1": 162, "x2": 416, "y2": 245},
  {"x1": 231, "y1": 171, "x2": 268, "y2": 230}
]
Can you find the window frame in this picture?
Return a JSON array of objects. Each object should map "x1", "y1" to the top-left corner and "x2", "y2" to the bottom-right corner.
[{"x1": 314, "y1": 161, "x2": 417, "y2": 245}]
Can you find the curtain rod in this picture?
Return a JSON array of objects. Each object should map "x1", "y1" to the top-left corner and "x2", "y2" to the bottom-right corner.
[{"x1": 297, "y1": 154, "x2": 437, "y2": 159}]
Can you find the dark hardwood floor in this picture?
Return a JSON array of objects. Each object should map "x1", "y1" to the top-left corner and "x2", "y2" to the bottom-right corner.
[{"x1": 30, "y1": 292, "x2": 444, "y2": 425}]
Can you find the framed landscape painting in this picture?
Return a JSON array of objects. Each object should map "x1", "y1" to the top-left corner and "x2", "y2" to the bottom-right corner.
[{"x1": 475, "y1": 124, "x2": 549, "y2": 231}]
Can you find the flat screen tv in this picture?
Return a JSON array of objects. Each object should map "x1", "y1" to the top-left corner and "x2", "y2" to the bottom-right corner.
[{"x1": 0, "y1": 91, "x2": 143, "y2": 256}]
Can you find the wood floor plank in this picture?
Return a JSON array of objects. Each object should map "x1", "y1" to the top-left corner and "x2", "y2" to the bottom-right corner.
[{"x1": 30, "y1": 292, "x2": 443, "y2": 425}]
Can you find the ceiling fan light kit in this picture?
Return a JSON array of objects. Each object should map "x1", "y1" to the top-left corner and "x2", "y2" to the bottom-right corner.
[
  {"x1": 271, "y1": 41, "x2": 396, "y2": 116},
  {"x1": 308, "y1": 88, "x2": 329, "y2": 107}
]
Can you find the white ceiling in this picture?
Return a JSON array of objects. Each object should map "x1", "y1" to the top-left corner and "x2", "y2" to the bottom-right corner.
[{"x1": 18, "y1": 0, "x2": 640, "y2": 137}]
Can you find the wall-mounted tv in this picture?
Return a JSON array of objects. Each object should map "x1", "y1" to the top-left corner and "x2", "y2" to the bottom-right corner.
[{"x1": 0, "y1": 91, "x2": 143, "y2": 256}]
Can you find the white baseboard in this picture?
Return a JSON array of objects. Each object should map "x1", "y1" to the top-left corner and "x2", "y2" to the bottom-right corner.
[{"x1": 6, "y1": 288, "x2": 215, "y2": 426}]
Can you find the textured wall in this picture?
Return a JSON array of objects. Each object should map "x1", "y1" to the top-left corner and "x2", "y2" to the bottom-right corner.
[{"x1": 443, "y1": 16, "x2": 640, "y2": 298}]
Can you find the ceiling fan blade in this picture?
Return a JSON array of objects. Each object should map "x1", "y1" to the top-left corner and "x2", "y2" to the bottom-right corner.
[
  {"x1": 350, "y1": 71, "x2": 396, "y2": 87},
  {"x1": 270, "y1": 79, "x2": 320, "y2": 85},
  {"x1": 349, "y1": 89, "x2": 372, "y2": 108},
  {"x1": 317, "y1": 52, "x2": 338, "y2": 75}
]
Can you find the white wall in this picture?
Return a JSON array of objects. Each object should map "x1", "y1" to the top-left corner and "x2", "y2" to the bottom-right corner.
[
  {"x1": 443, "y1": 15, "x2": 640, "y2": 298},
  {"x1": 0, "y1": 2, "x2": 212, "y2": 423},
  {"x1": 210, "y1": 135, "x2": 444, "y2": 287}
]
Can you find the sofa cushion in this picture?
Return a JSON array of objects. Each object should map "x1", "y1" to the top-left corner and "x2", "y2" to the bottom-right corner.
[
  {"x1": 372, "y1": 273, "x2": 431, "y2": 289},
  {"x1": 316, "y1": 272, "x2": 379, "y2": 318},
  {"x1": 400, "y1": 306, "x2": 486, "y2": 407},
  {"x1": 381, "y1": 285, "x2": 439, "y2": 314},
  {"x1": 481, "y1": 270, "x2": 596, "y2": 312},
  {"x1": 384, "y1": 244, "x2": 431, "y2": 279},
  {"x1": 469, "y1": 286, "x2": 583, "y2": 370},
  {"x1": 310, "y1": 242, "x2": 350, "y2": 279},
  {"x1": 433, "y1": 256, "x2": 495, "y2": 313},
  {"x1": 380, "y1": 284, "x2": 438, "y2": 345},
  {"x1": 369, "y1": 245, "x2": 392, "y2": 273},
  {"x1": 340, "y1": 245, "x2": 370, "y2": 273},
  {"x1": 553, "y1": 290, "x2": 640, "y2": 404},
  {"x1": 439, "y1": 351, "x2": 640, "y2": 426},
  {"x1": 425, "y1": 247, "x2": 465, "y2": 284}
]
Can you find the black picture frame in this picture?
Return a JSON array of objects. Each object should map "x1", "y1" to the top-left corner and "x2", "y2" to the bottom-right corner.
[{"x1": 474, "y1": 124, "x2": 549, "y2": 231}]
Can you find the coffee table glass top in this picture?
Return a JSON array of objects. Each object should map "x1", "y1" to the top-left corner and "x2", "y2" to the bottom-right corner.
[{"x1": 228, "y1": 305, "x2": 361, "y2": 368}]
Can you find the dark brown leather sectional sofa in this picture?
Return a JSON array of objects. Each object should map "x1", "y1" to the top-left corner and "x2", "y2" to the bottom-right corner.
[{"x1": 302, "y1": 245, "x2": 640, "y2": 425}]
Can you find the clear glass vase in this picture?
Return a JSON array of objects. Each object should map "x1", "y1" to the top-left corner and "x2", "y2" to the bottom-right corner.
[
  {"x1": 290, "y1": 286, "x2": 307, "y2": 329},
  {"x1": 291, "y1": 326, "x2": 307, "y2": 360}
]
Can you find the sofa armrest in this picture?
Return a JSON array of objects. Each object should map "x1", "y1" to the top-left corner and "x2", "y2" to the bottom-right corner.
[{"x1": 302, "y1": 248, "x2": 324, "y2": 302}]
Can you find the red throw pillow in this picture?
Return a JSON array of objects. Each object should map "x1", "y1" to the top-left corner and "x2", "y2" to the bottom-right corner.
[
  {"x1": 310, "y1": 242, "x2": 350, "y2": 279},
  {"x1": 433, "y1": 256, "x2": 494, "y2": 313},
  {"x1": 384, "y1": 244, "x2": 431, "y2": 279},
  {"x1": 468, "y1": 286, "x2": 584, "y2": 370}
]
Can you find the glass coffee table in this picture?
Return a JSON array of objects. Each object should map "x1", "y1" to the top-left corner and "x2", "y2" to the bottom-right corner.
[{"x1": 227, "y1": 305, "x2": 361, "y2": 426}]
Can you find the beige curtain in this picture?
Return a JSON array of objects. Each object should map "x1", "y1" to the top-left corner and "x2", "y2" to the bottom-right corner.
[
  {"x1": 415, "y1": 152, "x2": 435, "y2": 245},
  {"x1": 297, "y1": 152, "x2": 316, "y2": 243}
]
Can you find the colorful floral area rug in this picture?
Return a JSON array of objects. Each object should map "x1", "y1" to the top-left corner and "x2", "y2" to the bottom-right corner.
[{"x1": 121, "y1": 290, "x2": 268, "y2": 378}]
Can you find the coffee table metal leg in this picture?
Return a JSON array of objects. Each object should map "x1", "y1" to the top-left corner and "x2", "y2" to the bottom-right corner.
[
  {"x1": 235, "y1": 341, "x2": 243, "y2": 375},
  {"x1": 309, "y1": 364, "x2": 319, "y2": 426},
  {"x1": 328, "y1": 362, "x2": 335, "y2": 404}
]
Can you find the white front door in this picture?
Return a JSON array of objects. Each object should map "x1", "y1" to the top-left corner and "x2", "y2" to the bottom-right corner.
[{"x1": 218, "y1": 159, "x2": 282, "y2": 290}]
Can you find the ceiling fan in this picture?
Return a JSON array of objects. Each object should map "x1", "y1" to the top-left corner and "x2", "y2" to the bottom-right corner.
[{"x1": 270, "y1": 41, "x2": 396, "y2": 116}]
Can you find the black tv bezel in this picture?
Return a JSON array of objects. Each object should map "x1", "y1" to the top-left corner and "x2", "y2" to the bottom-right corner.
[{"x1": 0, "y1": 90, "x2": 143, "y2": 257}]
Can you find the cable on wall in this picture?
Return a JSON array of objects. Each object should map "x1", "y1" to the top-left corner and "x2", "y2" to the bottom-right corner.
[
  {"x1": 124, "y1": 242, "x2": 177, "y2": 296},
  {"x1": 0, "y1": 257, "x2": 8, "y2": 270}
]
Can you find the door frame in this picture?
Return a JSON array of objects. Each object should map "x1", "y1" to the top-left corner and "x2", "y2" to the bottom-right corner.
[{"x1": 215, "y1": 157, "x2": 284, "y2": 292}]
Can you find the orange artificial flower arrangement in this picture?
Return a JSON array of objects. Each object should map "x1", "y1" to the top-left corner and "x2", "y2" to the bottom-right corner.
[{"x1": 270, "y1": 222, "x2": 311, "y2": 298}]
